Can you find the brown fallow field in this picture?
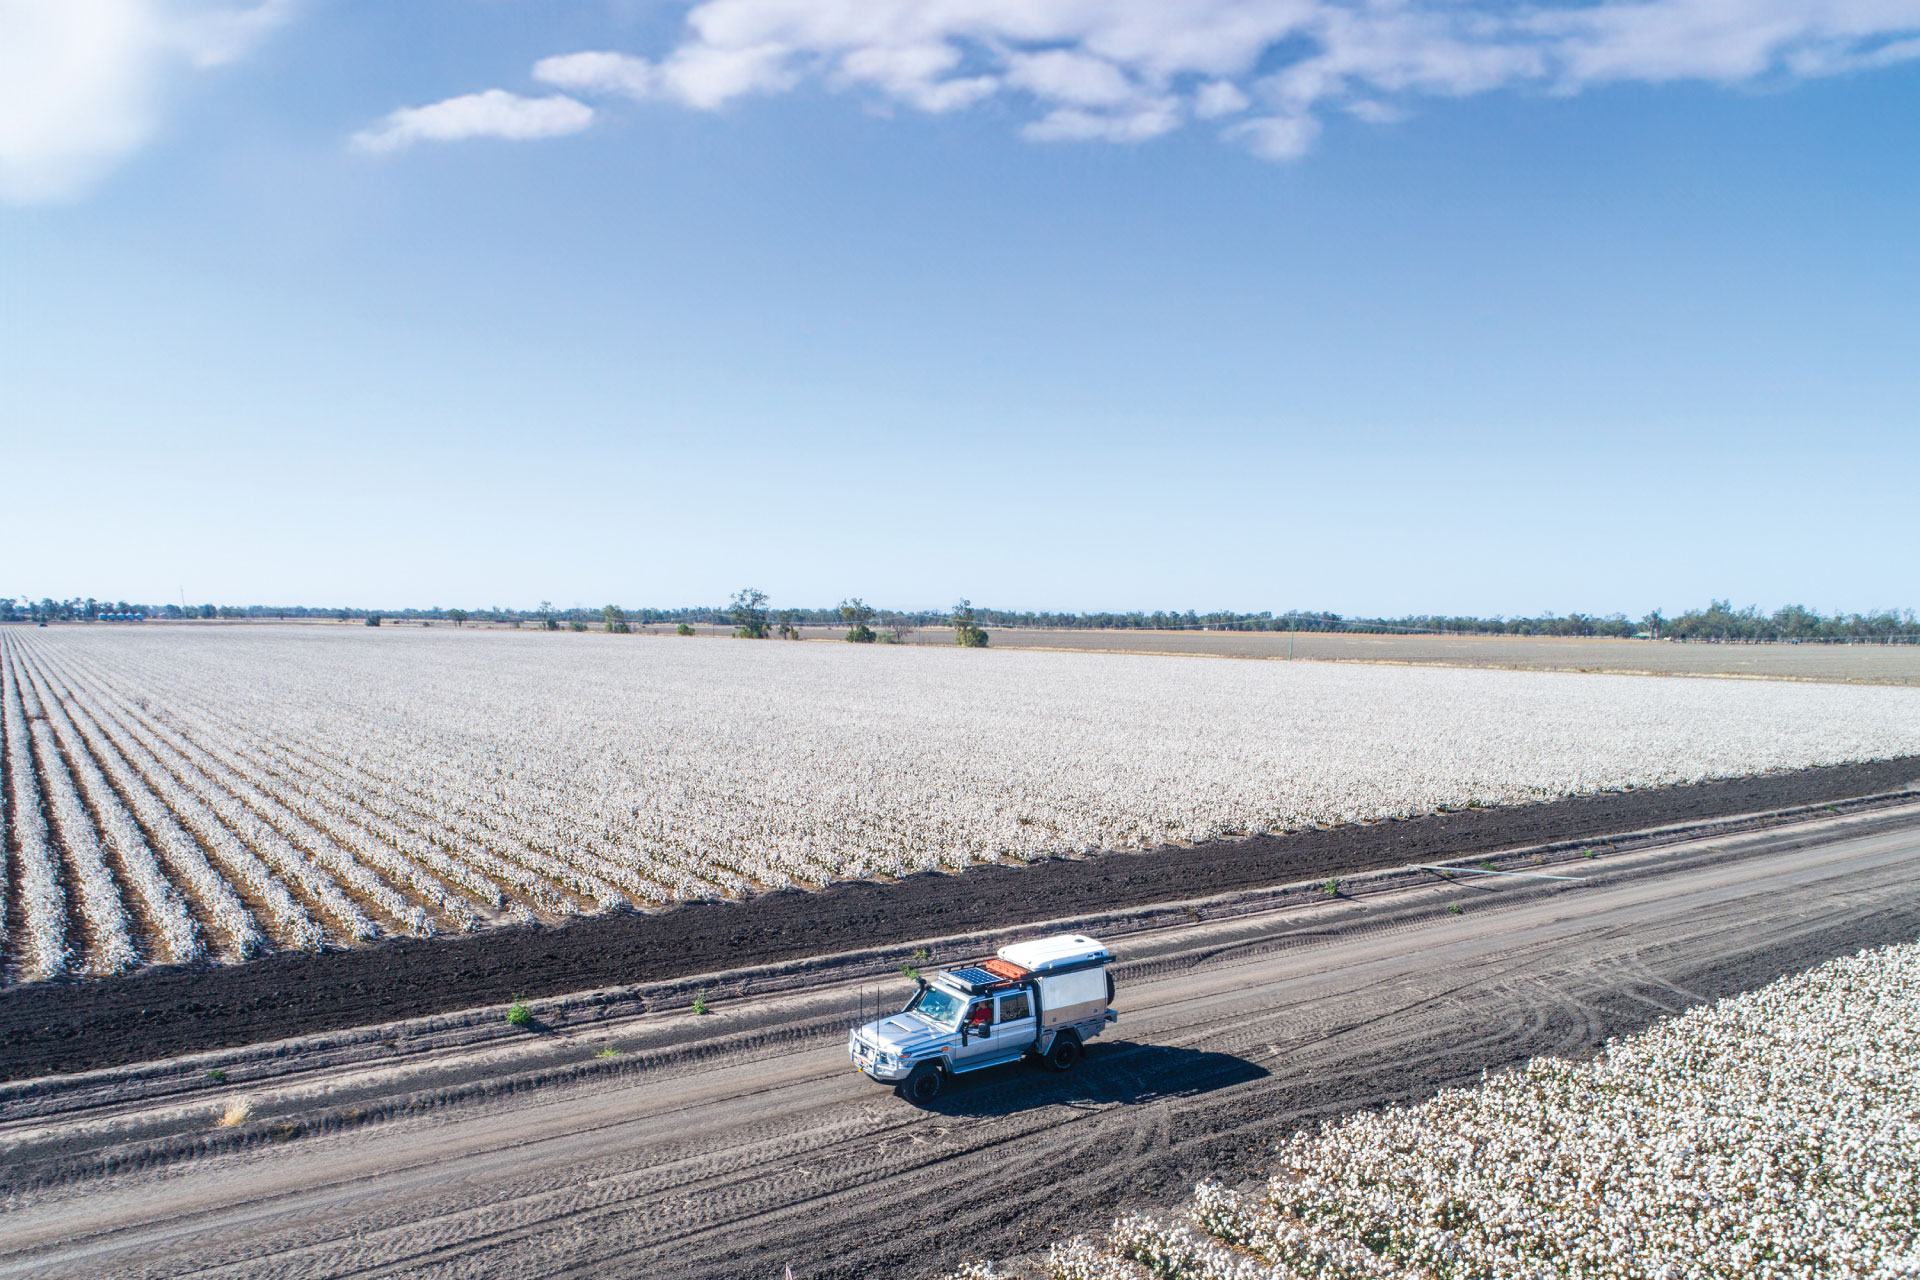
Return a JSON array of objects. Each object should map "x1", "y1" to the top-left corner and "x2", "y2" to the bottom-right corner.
[{"x1": 757, "y1": 626, "x2": 1920, "y2": 684}]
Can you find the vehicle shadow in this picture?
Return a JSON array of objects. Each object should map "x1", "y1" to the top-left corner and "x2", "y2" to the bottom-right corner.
[{"x1": 915, "y1": 1040, "x2": 1268, "y2": 1116}]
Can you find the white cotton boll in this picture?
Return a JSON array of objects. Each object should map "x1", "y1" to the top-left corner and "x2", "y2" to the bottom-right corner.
[
  {"x1": 29, "y1": 719, "x2": 137, "y2": 974},
  {"x1": 30, "y1": 676, "x2": 202, "y2": 963},
  {"x1": 3, "y1": 647, "x2": 71, "y2": 977},
  {"x1": 1031, "y1": 938, "x2": 1920, "y2": 1280},
  {"x1": 62, "y1": 675, "x2": 309, "y2": 953}
]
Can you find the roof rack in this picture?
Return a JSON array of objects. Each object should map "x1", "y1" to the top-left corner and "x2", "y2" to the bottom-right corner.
[{"x1": 940, "y1": 965, "x2": 1026, "y2": 994}]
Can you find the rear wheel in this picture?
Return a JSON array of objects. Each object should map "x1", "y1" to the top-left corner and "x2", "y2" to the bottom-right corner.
[
  {"x1": 898, "y1": 1062, "x2": 944, "y2": 1104},
  {"x1": 1046, "y1": 1035, "x2": 1081, "y2": 1071}
]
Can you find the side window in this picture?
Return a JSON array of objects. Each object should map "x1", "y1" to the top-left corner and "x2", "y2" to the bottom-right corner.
[{"x1": 999, "y1": 992, "x2": 1031, "y2": 1022}]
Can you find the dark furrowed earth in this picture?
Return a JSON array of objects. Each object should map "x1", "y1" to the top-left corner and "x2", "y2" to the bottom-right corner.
[{"x1": 3, "y1": 755, "x2": 1917, "y2": 1081}]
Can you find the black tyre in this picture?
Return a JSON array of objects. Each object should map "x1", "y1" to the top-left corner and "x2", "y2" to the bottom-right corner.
[
  {"x1": 898, "y1": 1063, "x2": 944, "y2": 1104},
  {"x1": 1045, "y1": 1035, "x2": 1081, "y2": 1071}
]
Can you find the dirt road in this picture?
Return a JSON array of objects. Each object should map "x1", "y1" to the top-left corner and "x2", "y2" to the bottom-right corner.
[{"x1": 4, "y1": 807, "x2": 1919, "y2": 1280}]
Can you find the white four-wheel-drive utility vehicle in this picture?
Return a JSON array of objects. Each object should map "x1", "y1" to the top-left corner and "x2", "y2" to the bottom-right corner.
[{"x1": 849, "y1": 933, "x2": 1118, "y2": 1103}]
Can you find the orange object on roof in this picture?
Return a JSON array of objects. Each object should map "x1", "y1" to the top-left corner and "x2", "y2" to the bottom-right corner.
[{"x1": 980, "y1": 957, "x2": 1028, "y2": 981}]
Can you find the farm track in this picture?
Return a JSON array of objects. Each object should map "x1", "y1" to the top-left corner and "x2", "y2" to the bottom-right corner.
[{"x1": 1, "y1": 807, "x2": 1917, "y2": 1279}]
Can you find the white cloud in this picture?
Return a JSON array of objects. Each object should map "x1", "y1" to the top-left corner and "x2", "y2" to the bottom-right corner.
[
  {"x1": 836, "y1": 43, "x2": 996, "y2": 111},
  {"x1": 1024, "y1": 102, "x2": 1184, "y2": 143},
  {"x1": 532, "y1": 44, "x2": 796, "y2": 111},
  {"x1": 1346, "y1": 99, "x2": 1409, "y2": 124},
  {"x1": 1194, "y1": 80, "x2": 1252, "y2": 119},
  {"x1": 351, "y1": 91, "x2": 595, "y2": 154},
  {"x1": 176, "y1": 0, "x2": 295, "y2": 68},
  {"x1": 0, "y1": 0, "x2": 290, "y2": 204},
  {"x1": 1005, "y1": 50, "x2": 1140, "y2": 109},
  {"x1": 657, "y1": 41, "x2": 797, "y2": 108},
  {"x1": 1227, "y1": 113, "x2": 1323, "y2": 159},
  {"x1": 534, "y1": 51, "x2": 656, "y2": 101},
  {"x1": 12, "y1": 0, "x2": 1920, "y2": 196},
  {"x1": 502, "y1": 0, "x2": 1920, "y2": 162}
]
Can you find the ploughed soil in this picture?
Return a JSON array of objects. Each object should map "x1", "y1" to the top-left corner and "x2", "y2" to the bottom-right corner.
[{"x1": 3, "y1": 756, "x2": 1916, "y2": 1082}]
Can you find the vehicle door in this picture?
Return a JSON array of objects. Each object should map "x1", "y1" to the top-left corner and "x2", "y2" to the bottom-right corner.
[
  {"x1": 952, "y1": 999, "x2": 999, "y2": 1070},
  {"x1": 995, "y1": 988, "x2": 1037, "y2": 1054}
]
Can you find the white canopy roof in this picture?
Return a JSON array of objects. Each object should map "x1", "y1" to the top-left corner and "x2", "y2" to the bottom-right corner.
[{"x1": 997, "y1": 933, "x2": 1112, "y2": 973}]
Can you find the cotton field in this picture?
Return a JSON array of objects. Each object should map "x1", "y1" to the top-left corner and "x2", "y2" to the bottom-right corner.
[
  {"x1": 967, "y1": 936, "x2": 1920, "y2": 1280},
  {"x1": 3, "y1": 625, "x2": 1919, "y2": 981}
]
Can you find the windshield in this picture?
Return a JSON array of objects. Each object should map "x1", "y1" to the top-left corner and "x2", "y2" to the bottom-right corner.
[{"x1": 910, "y1": 986, "x2": 966, "y2": 1027}]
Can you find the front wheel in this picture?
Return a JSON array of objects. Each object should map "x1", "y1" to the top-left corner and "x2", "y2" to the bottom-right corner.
[
  {"x1": 898, "y1": 1062, "x2": 944, "y2": 1104},
  {"x1": 1045, "y1": 1035, "x2": 1081, "y2": 1071}
]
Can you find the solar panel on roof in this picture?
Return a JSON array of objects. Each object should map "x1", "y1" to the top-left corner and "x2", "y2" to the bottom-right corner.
[{"x1": 949, "y1": 966, "x2": 1000, "y2": 989}]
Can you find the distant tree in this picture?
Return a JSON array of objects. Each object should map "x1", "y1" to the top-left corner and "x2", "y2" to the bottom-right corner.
[
  {"x1": 603, "y1": 604, "x2": 630, "y2": 634},
  {"x1": 776, "y1": 609, "x2": 801, "y2": 640},
  {"x1": 571, "y1": 619, "x2": 590, "y2": 632},
  {"x1": 953, "y1": 599, "x2": 989, "y2": 648},
  {"x1": 1771, "y1": 604, "x2": 1822, "y2": 640},
  {"x1": 1641, "y1": 609, "x2": 1665, "y2": 640},
  {"x1": 884, "y1": 613, "x2": 916, "y2": 645},
  {"x1": 1668, "y1": 599, "x2": 1761, "y2": 643},
  {"x1": 731, "y1": 588, "x2": 770, "y2": 638},
  {"x1": 365, "y1": 614, "x2": 382, "y2": 627},
  {"x1": 447, "y1": 608, "x2": 469, "y2": 627},
  {"x1": 841, "y1": 597, "x2": 877, "y2": 643},
  {"x1": 676, "y1": 622, "x2": 695, "y2": 636}
]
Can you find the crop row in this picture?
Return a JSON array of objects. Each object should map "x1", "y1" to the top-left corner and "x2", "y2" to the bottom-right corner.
[
  {"x1": 959, "y1": 936, "x2": 1920, "y2": 1279},
  {"x1": 5, "y1": 624, "x2": 1920, "y2": 983}
]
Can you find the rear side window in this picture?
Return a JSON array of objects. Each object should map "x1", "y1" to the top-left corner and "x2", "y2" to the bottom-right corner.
[{"x1": 999, "y1": 992, "x2": 1031, "y2": 1021}]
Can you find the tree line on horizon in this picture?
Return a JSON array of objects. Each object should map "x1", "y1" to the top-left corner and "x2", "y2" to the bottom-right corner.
[{"x1": 4, "y1": 595, "x2": 1917, "y2": 644}]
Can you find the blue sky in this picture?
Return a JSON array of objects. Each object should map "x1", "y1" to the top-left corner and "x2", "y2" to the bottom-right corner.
[{"x1": 4, "y1": 0, "x2": 1917, "y2": 617}]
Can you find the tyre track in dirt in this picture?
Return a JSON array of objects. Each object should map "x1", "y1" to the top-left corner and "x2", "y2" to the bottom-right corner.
[{"x1": 2, "y1": 811, "x2": 1918, "y2": 1279}]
